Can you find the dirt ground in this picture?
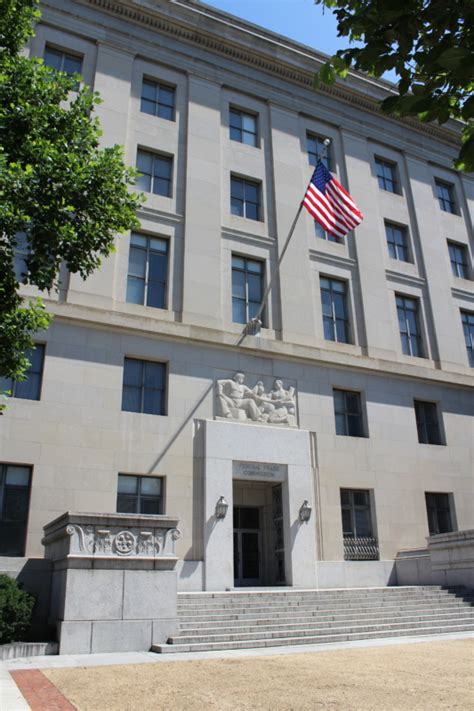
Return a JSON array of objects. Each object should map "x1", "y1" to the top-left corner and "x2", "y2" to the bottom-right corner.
[{"x1": 43, "y1": 639, "x2": 474, "y2": 711}]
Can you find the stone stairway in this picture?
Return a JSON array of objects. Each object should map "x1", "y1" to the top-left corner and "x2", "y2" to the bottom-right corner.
[{"x1": 152, "y1": 586, "x2": 474, "y2": 653}]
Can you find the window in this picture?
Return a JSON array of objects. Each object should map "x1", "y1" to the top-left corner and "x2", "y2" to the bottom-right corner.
[
  {"x1": 136, "y1": 150, "x2": 172, "y2": 197},
  {"x1": 122, "y1": 358, "x2": 166, "y2": 415},
  {"x1": 461, "y1": 310, "x2": 474, "y2": 367},
  {"x1": 232, "y1": 255, "x2": 264, "y2": 325},
  {"x1": 230, "y1": 177, "x2": 261, "y2": 221},
  {"x1": 435, "y1": 180, "x2": 456, "y2": 214},
  {"x1": 414, "y1": 401, "x2": 443, "y2": 445},
  {"x1": 425, "y1": 492, "x2": 453, "y2": 535},
  {"x1": 333, "y1": 389, "x2": 364, "y2": 437},
  {"x1": 0, "y1": 345, "x2": 45, "y2": 401},
  {"x1": 0, "y1": 464, "x2": 32, "y2": 556},
  {"x1": 13, "y1": 232, "x2": 29, "y2": 283},
  {"x1": 396, "y1": 295, "x2": 423, "y2": 357},
  {"x1": 126, "y1": 233, "x2": 168, "y2": 309},
  {"x1": 340, "y1": 489, "x2": 373, "y2": 538},
  {"x1": 375, "y1": 158, "x2": 398, "y2": 193},
  {"x1": 340, "y1": 489, "x2": 378, "y2": 560},
  {"x1": 229, "y1": 108, "x2": 257, "y2": 147},
  {"x1": 320, "y1": 277, "x2": 350, "y2": 343},
  {"x1": 448, "y1": 242, "x2": 469, "y2": 279},
  {"x1": 44, "y1": 46, "x2": 82, "y2": 88},
  {"x1": 386, "y1": 223, "x2": 409, "y2": 262},
  {"x1": 307, "y1": 134, "x2": 331, "y2": 171},
  {"x1": 140, "y1": 79, "x2": 175, "y2": 120},
  {"x1": 117, "y1": 474, "x2": 163, "y2": 515},
  {"x1": 315, "y1": 221, "x2": 341, "y2": 244}
]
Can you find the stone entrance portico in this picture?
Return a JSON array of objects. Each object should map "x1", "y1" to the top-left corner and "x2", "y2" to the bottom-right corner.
[{"x1": 200, "y1": 419, "x2": 317, "y2": 590}]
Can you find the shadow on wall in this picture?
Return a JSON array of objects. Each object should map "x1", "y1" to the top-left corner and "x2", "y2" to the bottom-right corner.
[{"x1": 0, "y1": 558, "x2": 53, "y2": 641}]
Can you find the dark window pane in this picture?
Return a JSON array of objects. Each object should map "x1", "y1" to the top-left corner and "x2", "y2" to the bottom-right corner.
[
  {"x1": 122, "y1": 385, "x2": 141, "y2": 413},
  {"x1": 232, "y1": 270, "x2": 246, "y2": 299},
  {"x1": 230, "y1": 126, "x2": 241, "y2": 142},
  {"x1": 232, "y1": 299, "x2": 246, "y2": 324},
  {"x1": 117, "y1": 494, "x2": 138, "y2": 513},
  {"x1": 141, "y1": 498, "x2": 161, "y2": 515},
  {"x1": 323, "y1": 317, "x2": 335, "y2": 341},
  {"x1": 144, "y1": 363, "x2": 165, "y2": 389},
  {"x1": 158, "y1": 104, "x2": 174, "y2": 121},
  {"x1": 128, "y1": 246, "x2": 146, "y2": 278},
  {"x1": 149, "y1": 251, "x2": 167, "y2": 283},
  {"x1": 240, "y1": 507, "x2": 260, "y2": 529},
  {"x1": 63, "y1": 54, "x2": 82, "y2": 76},
  {"x1": 143, "y1": 389, "x2": 163, "y2": 415},
  {"x1": 141, "y1": 477, "x2": 162, "y2": 496},
  {"x1": 231, "y1": 178, "x2": 243, "y2": 200},
  {"x1": 15, "y1": 374, "x2": 41, "y2": 400},
  {"x1": 126, "y1": 277, "x2": 145, "y2": 305},
  {"x1": 118, "y1": 475, "x2": 138, "y2": 495},
  {"x1": 146, "y1": 283, "x2": 166, "y2": 309},
  {"x1": 354, "y1": 508, "x2": 371, "y2": 536},
  {"x1": 44, "y1": 47, "x2": 63, "y2": 70},
  {"x1": 123, "y1": 359, "x2": 143, "y2": 386},
  {"x1": 335, "y1": 413, "x2": 346, "y2": 435},
  {"x1": 142, "y1": 80, "x2": 157, "y2": 101},
  {"x1": 153, "y1": 177, "x2": 170, "y2": 196}
]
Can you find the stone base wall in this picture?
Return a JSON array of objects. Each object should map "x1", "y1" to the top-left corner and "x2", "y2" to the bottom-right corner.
[{"x1": 42, "y1": 512, "x2": 181, "y2": 654}]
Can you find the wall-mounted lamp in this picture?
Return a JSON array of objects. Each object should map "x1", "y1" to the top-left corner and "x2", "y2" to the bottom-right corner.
[
  {"x1": 215, "y1": 496, "x2": 229, "y2": 519},
  {"x1": 299, "y1": 500, "x2": 312, "y2": 523}
]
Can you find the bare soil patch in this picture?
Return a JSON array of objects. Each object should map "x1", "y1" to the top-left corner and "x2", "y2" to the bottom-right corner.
[{"x1": 43, "y1": 639, "x2": 474, "y2": 711}]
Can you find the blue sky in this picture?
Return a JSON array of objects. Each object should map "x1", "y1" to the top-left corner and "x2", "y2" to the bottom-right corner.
[{"x1": 200, "y1": 0, "x2": 349, "y2": 59}]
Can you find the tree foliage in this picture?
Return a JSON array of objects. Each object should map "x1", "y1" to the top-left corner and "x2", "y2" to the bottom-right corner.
[
  {"x1": 0, "y1": 574, "x2": 35, "y2": 644},
  {"x1": 314, "y1": 0, "x2": 474, "y2": 172},
  {"x1": 0, "y1": 0, "x2": 142, "y2": 381}
]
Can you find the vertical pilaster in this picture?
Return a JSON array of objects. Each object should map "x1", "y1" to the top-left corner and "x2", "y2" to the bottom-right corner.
[
  {"x1": 182, "y1": 76, "x2": 223, "y2": 329},
  {"x1": 342, "y1": 131, "x2": 399, "y2": 359},
  {"x1": 270, "y1": 105, "x2": 317, "y2": 345}
]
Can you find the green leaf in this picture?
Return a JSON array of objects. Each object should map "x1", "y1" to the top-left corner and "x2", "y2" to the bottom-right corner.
[{"x1": 320, "y1": 62, "x2": 336, "y2": 85}]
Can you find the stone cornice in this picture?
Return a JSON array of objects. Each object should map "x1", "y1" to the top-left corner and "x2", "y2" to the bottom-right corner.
[
  {"x1": 42, "y1": 299, "x2": 474, "y2": 389},
  {"x1": 74, "y1": 0, "x2": 460, "y2": 150}
]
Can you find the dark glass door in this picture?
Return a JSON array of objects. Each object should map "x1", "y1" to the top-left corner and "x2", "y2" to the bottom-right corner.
[{"x1": 233, "y1": 506, "x2": 261, "y2": 586}]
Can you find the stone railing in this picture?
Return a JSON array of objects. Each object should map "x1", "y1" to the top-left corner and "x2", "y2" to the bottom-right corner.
[{"x1": 343, "y1": 536, "x2": 379, "y2": 561}]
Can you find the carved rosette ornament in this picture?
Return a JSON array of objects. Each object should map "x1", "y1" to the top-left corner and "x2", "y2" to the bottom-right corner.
[{"x1": 114, "y1": 530, "x2": 136, "y2": 555}]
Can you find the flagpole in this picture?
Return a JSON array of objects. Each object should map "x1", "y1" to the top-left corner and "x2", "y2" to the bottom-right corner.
[{"x1": 239, "y1": 139, "x2": 331, "y2": 341}]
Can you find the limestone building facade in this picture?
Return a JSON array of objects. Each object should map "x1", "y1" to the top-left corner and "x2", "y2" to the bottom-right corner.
[{"x1": 1, "y1": 0, "x2": 473, "y2": 591}]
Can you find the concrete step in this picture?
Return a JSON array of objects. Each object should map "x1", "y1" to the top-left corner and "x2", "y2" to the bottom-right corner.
[
  {"x1": 172, "y1": 616, "x2": 474, "y2": 644},
  {"x1": 180, "y1": 605, "x2": 474, "y2": 627},
  {"x1": 177, "y1": 590, "x2": 474, "y2": 608},
  {"x1": 157, "y1": 587, "x2": 474, "y2": 654},
  {"x1": 152, "y1": 623, "x2": 474, "y2": 654},
  {"x1": 178, "y1": 600, "x2": 472, "y2": 619},
  {"x1": 179, "y1": 610, "x2": 474, "y2": 634},
  {"x1": 177, "y1": 586, "x2": 462, "y2": 599}
]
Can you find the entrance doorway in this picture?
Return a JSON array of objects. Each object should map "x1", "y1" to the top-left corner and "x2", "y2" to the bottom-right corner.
[
  {"x1": 233, "y1": 506, "x2": 261, "y2": 586},
  {"x1": 232, "y1": 481, "x2": 286, "y2": 587}
]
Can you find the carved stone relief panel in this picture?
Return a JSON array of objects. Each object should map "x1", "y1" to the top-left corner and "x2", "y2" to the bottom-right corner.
[
  {"x1": 64, "y1": 523, "x2": 181, "y2": 558},
  {"x1": 216, "y1": 372, "x2": 298, "y2": 427}
]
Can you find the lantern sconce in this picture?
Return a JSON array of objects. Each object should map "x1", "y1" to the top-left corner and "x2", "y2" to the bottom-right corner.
[
  {"x1": 215, "y1": 496, "x2": 229, "y2": 520},
  {"x1": 299, "y1": 500, "x2": 312, "y2": 523}
]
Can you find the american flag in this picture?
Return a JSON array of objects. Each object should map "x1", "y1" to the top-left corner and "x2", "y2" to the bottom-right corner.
[{"x1": 303, "y1": 161, "x2": 363, "y2": 240}]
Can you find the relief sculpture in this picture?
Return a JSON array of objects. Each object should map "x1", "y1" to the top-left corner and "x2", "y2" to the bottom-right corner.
[{"x1": 216, "y1": 372, "x2": 297, "y2": 427}]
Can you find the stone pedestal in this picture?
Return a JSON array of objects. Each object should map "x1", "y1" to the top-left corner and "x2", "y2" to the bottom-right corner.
[
  {"x1": 428, "y1": 529, "x2": 474, "y2": 589},
  {"x1": 42, "y1": 512, "x2": 180, "y2": 654}
]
